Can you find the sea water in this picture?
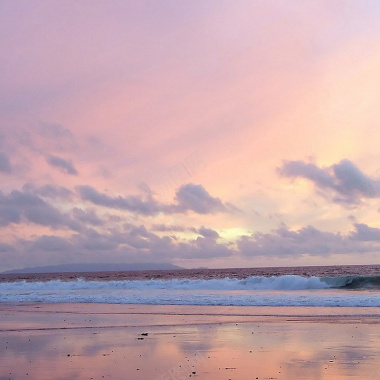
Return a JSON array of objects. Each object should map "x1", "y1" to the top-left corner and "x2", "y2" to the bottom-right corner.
[{"x1": 0, "y1": 265, "x2": 379, "y2": 307}]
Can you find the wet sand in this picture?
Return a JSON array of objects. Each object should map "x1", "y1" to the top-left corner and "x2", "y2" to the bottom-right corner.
[{"x1": 0, "y1": 304, "x2": 380, "y2": 380}]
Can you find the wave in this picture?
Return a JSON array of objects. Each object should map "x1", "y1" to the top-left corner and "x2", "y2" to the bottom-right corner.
[
  {"x1": 322, "y1": 275, "x2": 380, "y2": 289},
  {"x1": 1, "y1": 274, "x2": 380, "y2": 306},
  {"x1": 1, "y1": 292, "x2": 380, "y2": 307},
  {"x1": 1, "y1": 275, "x2": 380, "y2": 292}
]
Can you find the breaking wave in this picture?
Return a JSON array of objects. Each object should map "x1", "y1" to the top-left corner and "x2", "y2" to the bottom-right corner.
[
  {"x1": 1, "y1": 274, "x2": 380, "y2": 291},
  {"x1": 1, "y1": 275, "x2": 379, "y2": 306},
  {"x1": 323, "y1": 275, "x2": 380, "y2": 289}
]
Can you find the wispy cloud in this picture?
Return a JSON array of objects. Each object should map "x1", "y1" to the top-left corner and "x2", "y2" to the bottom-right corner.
[
  {"x1": 77, "y1": 183, "x2": 233, "y2": 216},
  {"x1": 173, "y1": 184, "x2": 229, "y2": 214},
  {"x1": 0, "y1": 188, "x2": 79, "y2": 230},
  {"x1": 77, "y1": 185, "x2": 161, "y2": 215},
  {"x1": 22, "y1": 183, "x2": 73, "y2": 200},
  {"x1": 349, "y1": 223, "x2": 380, "y2": 241},
  {"x1": 0, "y1": 152, "x2": 11, "y2": 173},
  {"x1": 278, "y1": 159, "x2": 379, "y2": 205},
  {"x1": 72, "y1": 207, "x2": 104, "y2": 226},
  {"x1": 1, "y1": 2, "x2": 380, "y2": 270},
  {"x1": 46, "y1": 155, "x2": 78, "y2": 175},
  {"x1": 238, "y1": 223, "x2": 380, "y2": 257}
]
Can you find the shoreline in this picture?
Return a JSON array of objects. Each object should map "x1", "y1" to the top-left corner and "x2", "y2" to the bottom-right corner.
[{"x1": 1, "y1": 304, "x2": 380, "y2": 379}]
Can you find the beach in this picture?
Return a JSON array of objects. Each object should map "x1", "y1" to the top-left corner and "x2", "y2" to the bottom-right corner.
[
  {"x1": 1, "y1": 303, "x2": 379, "y2": 380},
  {"x1": 2, "y1": 2, "x2": 380, "y2": 377}
]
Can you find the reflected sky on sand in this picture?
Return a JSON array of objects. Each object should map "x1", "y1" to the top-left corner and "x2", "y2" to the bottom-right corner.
[{"x1": 0, "y1": 304, "x2": 379, "y2": 380}]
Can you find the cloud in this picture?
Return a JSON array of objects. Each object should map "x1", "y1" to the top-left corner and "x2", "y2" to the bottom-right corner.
[
  {"x1": 22, "y1": 183, "x2": 73, "y2": 199},
  {"x1": 73, "y1": 228, "x2": 119, "y2": 251},
  {"x1": 349, "y1": 223, "x2": 380, "y2": 241},
  {"x1": 3, "y1": 220, "x2": 380, "y2": 271},
  {"x1": 197, "y1": 226, "x2": 219, "y2": 239},
  {"x1": 238, "y1": 223, "x2": 380, "y2": 257},
  {"x1": 77, "y1": 185, "x2": 160, "y2": 215},
  {"x1": 46, "y1": 155, "x2": 78, "y2": 175},
  {"x1": 122, "y1": 225, "x2": 173, "y2": 252},
  {"x1": 77, "y1": 183, "x2": 232, "y2": 215},
  {"x1": 6, "y1": 222, "x2": 233, "y2": 268},
  {"x1": 278, "y1": 160, "x2": 335, "y2": 188},
  {"x1": 0, "y1": 151, "x2": 11, "y2": 173},
  {"x1": 72, "y1": 207, "x2": 104, "y2": 226},
  {"x1": 30, "y1": 123, "x2": 78, "y2": 153},
  {"x1": 31, "y1": 235, "x2": 72, "y2": 251},
  {"x1": 120, "y1": 224, "x2": 232, "y2": 259},
  {"x1": 177, "y1": 228, "x2": 232, "y2": 259},
  {"x1": 39, "y1": 123, "x2": 78, "y2": 150},
  {"x1": 11, "y1": 123, "x2": 78, "y2": 157},
  {"x1": 0, "y1": 202, "x2": 20, "y2": 227},
  {"x1": 0, "y1": 188, "x2": 80, "y2": 230},
  {"x1": 278, "y1": 159, "x2": 379, "y2": 205},
  {"x1": 0, "y1": 242, "x2": 13, "y2": 252},
  {"x1": 332, "y1": 160, "x2": 376, "y2": 199},
  {"x1": 173, "y1": 184, "x2": 228, "y2": 214},
  {"x1": 151, "y1": 224, "x2": 188, "y2": 232}
]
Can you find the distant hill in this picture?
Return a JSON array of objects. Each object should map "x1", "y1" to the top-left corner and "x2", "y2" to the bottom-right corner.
[{"x1": 3, "y1": 262, "x2": 183, "y2": 274}]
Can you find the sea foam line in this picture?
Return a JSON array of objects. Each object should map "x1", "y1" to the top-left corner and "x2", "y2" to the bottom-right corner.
[
  {"x1": 1, "y1": 274, "x2": 379, "y2": 292},
  {"x1": 0, "y1": 275, "x2": 329, "y2": 291}
]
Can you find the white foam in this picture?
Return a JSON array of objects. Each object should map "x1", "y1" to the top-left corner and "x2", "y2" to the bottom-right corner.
[
  {"x1": 0, "y1": 275, "x2": 329, "y2": 291},
  {"x1": 1, "y1": 276, "x2": 380, "y2": 306},
  {"x1": 1, "y1": 288, "x2": 380, "y2": 307}
]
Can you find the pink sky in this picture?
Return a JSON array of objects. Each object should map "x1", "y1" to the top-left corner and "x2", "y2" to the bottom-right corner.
[{"x1": 1, "y1": 1, "x2": 380, "y2": 271}]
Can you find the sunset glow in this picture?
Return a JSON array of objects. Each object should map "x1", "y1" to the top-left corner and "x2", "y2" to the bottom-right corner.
[{"x1": 1, "y1": 1, "x2": 380, "y2": 271}]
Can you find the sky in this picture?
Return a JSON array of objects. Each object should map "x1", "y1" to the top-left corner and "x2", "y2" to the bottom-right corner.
[{"x1": 1, "y1": 1, "x2": 380, "y2": 271}]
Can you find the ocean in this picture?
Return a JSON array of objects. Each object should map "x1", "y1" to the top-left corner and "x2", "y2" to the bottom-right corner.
[{"x1": 1, "y1": 264, "x2": 379, "y2": 307}]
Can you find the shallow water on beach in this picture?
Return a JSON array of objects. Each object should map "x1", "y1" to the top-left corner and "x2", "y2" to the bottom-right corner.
[{"x1": 0, "y1": 304, "x2": 379, "y2": 380}]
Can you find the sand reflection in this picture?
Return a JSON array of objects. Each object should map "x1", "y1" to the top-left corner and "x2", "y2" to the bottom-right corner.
[{"x1": 0, "y1": 304, "x2": 379, "y2": 379}]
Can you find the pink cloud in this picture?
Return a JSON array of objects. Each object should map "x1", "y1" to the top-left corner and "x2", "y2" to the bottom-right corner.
[{"x1": 1, "y1": 1, "x2": 380, "y2": 269}]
